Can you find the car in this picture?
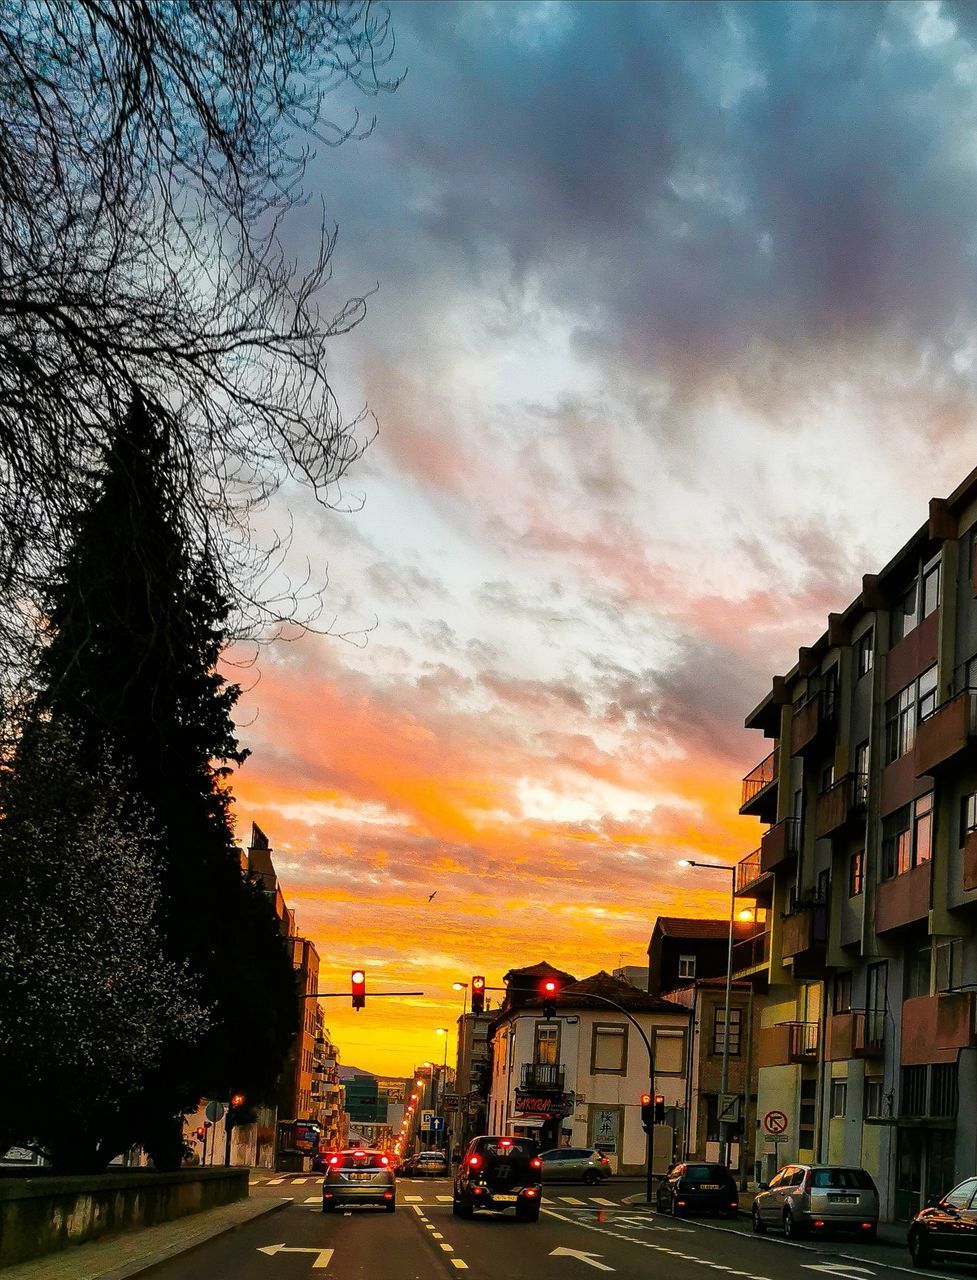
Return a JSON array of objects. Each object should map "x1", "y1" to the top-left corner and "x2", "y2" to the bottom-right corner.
[
  {"x1": 453, "y1": 1135, "x2": 542, "y2": 1222},
  {"x1": 321, "y1": 1148, "x2": 396, "y2": 1212},
  {"x1": 656, "y1": 1162, "x2": 739, "y2": 1218},
  {"x1": 403, "y1": 1151, "x2": 448, "y2": 1178},
  {"x1": 752, "y1": 1164, "x2": 878, "y2": 1239},
  {"x1": 907, "y1": 1175, "x2": 977, "y2": 1268},
  {"x1": 540, "y1": 1147, "x2": 611, "y2": 1185}
]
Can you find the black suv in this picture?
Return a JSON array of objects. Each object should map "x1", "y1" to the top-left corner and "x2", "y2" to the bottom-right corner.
[{"x1": 453, "y1": 1135, "x2": 542, "y2": 1222}]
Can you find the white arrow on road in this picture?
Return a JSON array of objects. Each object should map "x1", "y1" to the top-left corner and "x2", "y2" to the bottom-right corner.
[
  {"x1": 550, "y1": 1247, "x2": 615, "y2": 1272},
  {"x1": 802, "y1": 1266, "x2": 875, "y2": 1278},
  {"x1": 257, "y1": 1243, "x2": 334, "y2": 1269}
]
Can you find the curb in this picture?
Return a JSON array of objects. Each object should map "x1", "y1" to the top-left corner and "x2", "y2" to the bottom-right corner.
[{"x1": 101, "y1": 1197, "x2": 294, "y2": 1280}]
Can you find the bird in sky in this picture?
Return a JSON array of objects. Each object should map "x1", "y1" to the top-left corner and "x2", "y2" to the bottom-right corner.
[{"x1": 427, "y1": 891, "x2": 437, "y2": 903}]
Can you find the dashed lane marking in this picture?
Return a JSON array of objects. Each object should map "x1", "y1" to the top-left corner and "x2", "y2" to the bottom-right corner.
[
  {"x1": 560, "y1": 1197, "x2": 586, "y2": 1205},
  {"x1": 440, "y1": 1243, "x2": 454, "y2": 1252},
  {"x1": 591, "y1": 1198, "x2": 616, "y2": 1206},
  {"x1": 267, "y1": 1177, "x2": 284, "y2": 1185},
  {"x1": 433, "y1": 1232, "x2": 444, "y2": 1239},
  {"x1": 404, "y1": 1195, "x2": 423, "y2": 1202},
  {"x1": 436, "y1": 1195, "x2": 453, "y2": 1202},
  {"x1": 412, "y1": 1205, "x2": 425, "y2": 1217},
  {"x1": 304, "y1": 1196, "x2": 320, "y2": 1204},
  {"x1": 451, "y1": 1261, "x2": 468, "y2": 1270}
]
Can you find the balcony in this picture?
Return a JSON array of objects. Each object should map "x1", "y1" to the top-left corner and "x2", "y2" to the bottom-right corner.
[
  {"x1": 876, "y1": 861, "x2": 931, "y2": 934},
  {"x1": 781, "y1": 902, "x2": 827, "y2": 960},
  {"x1": 814, "y1": 773, "x2": 867, "y2": 840},
  {"x1": 734, "y1": 848, "x2": 770, "y2": 899},
  {"x1": 901, "y1": 992, "x2": 976, "y2": 1066},
  {"x1": 757, "y1": 1020, "x2": 819, "y2": 1068},
  {"x1": 760, "y1": 817, "x2": 800, "y2": 874},
  {"x1": 731, "y1": 924, "x2": 770, "y2": 976},
  {"x1": 790, "y1": 688, "x2": 837, "y2": 756},
  {"x1": 520, "y1": 1062, "x2": 566, "y2": 1091},
  {"x1": 915, "y1": 689, "x2": 977, "y2": 777},
  {"x1": 853, "y1": 1009, "x2": 885, "y2": 1058},
  {"x1": 965, "y1": 830, "x2": 977, "y2": 893},
  {"x1": 740, "y1": 748, "x2": 779, "y2": 821}
]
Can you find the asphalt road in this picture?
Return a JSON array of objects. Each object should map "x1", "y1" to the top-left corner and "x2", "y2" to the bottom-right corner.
[{"x1": 146, "y1": 1174, "x2": 976, "y2": 1280}]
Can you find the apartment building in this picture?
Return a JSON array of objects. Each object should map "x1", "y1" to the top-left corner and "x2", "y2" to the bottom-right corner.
[{"x1": 734, "y1": 467, "x2": 977, "y2": 1221}]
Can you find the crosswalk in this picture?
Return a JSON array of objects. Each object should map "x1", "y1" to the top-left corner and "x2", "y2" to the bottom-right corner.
[{"x1": 249, "y1": 1174, "x2": 633, "y2": 1211}]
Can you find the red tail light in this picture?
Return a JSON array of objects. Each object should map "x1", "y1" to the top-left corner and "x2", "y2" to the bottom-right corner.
[
  {"x1": 531, "y1": 1157, "x2": 542, "y2": 1168},
  {"x1": 328, "y1": 1155, "x2": 340, "y2": 1166},
  {"x1": 499, "y1": 1138, "x2": 512, "y2": 1148},
  {"x1": 523, "y1": 1187, "x2": 538, "y2": 1197},
  {"x1": 380, "y1": 1156, "x2": 390, "y2": 1166},
  {"x1": 468, "y1": 1155, "x2": 480, "y2": 1168}
]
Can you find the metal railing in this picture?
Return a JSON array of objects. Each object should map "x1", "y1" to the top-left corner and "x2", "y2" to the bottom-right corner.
[
  {"x1": 520, "y1": 1062, "x2": 565, "y2": 1090},
  {"x1": 853, "y1": 1009, "x2": 885, "y2": 1053},
  {"x1": 735, "y1": 848, "x2": 763, "y2": 894},
  {"x1": 787, "y1": 1021, "x2": 819, "y2": 1059},
  {"x1": 731, "y1": 926, "x2": 770, "y2": 974},
  {"x1": 742, "y1": 747, "x2": 779, "y2": 808}
]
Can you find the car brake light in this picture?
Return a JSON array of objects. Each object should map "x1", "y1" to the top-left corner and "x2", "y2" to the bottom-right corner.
[
  {"x1": 524, "y1": 1188, "x2": 537, "y2": 1197},
  {"x1": 500, "y1": 1138, "x2": 512, "y2": 1148},
  {"x1": 531, "y1": 1157, "x2": 542, "y2": 1168},
  {"x1": 468, "y1": 1155, "x2": 480, "y2": 1168},
  {"x1": 329, "y1": 1156, "x2": 340, "y2": 1166},
  {"x1": 381, "y1": 1156, "x2": 389, "y2": 1166},
  {"x1": 861, "y1": 1222, "x2": 872, "y2": 1229},
  {"x1": 813, "y1": 1220, "x2": 824, "y2": 1228},
  {"x1": 383, "y1": 1191, "x2": 393, "y2": 1199}
]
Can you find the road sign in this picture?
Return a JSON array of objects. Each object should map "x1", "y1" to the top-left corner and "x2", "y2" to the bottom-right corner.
[
  {"x1": 762, "y1": 1109, "x2": 788, "y2": 1135},
  {"x1": 258, "y1": 1243, "x2": 333, "y2": 1268},
  {"x1": 420, "y1": 1110, "x2": 434, "y2": 1130},
  {"x1": 205, "y1": 1101, "x2": 225, "y2": 1123},
  {"x1": 550, "y1": 1248, "x2": 615, "y2": 1272},
  {"x1": 717, "y1": 1093, "x2": 740, "y2": 1124},
  {"x1": 442, "y1": 1094, "x2": 459, "y2": 1113},
  {"x1": 429, "y1": 1116, "x2": 444, "y2": 1132}
]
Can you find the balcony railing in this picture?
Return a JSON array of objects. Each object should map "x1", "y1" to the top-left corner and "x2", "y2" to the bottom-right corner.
[
  {"x1": 814, "y1": 772, "x2": 868, "y2": 839},
  {"x1": 760, "y1": 817, "x2": 801, "y2": 873},
  {"x1": 740, "y1": 748, "x2": 779, "y2": 816},
  {"x1": 520, "y1": 1062, "x2": 566, "y2": 1091},
  {"x1": 790, "y1": 686, "x2": 837, "y2": 756},
  {"x1": 915, "y1": 689, "x2": 977, "y2": 776},
  {"x1": 853, "y1": 1009, "x2": 885, "y2": 1057},
  {"x1": 787, "y1": 1021, "x2": 819, "y2": 1061},
  {"x1": 735, "y1": 848, "x2": 763, "y2": 895},
  {"x1": 731, "y1": 925, "x2": 770, "y2": 975}
]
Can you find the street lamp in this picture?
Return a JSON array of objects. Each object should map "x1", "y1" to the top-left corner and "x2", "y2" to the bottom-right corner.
[
  {"x1": 679, "y1": 859, "x2": 737, "y2": 1170},
  {"x1": 452, "y1": 981, "x2": 469, "y2": 1013}
]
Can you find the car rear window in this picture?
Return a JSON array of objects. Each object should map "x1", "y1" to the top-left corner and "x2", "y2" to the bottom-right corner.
[
  {"x1": 810, "y1": 1169, "x2": 875, "y2": 1190},
  {"x1": 685, "y1": 1165, "x2": 730, "y2": 1181},
  {"x1": 475, "y1": 1137, "x2": 539, "y2": 1157}
]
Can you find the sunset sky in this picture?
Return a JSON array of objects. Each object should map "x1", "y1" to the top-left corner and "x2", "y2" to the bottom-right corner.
[{"x1": 230, "y1": 1, "x2": 977, "y2": 1076}]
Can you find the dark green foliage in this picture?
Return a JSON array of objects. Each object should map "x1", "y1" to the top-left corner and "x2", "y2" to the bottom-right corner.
[{"x1": 24, "y1": 392, "x2": 298, "y2": 1168}]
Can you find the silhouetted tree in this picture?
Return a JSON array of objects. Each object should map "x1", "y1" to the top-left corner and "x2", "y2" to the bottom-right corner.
[{"x1": 24, "y1": 393, "x2": 298, "y2": 1169}]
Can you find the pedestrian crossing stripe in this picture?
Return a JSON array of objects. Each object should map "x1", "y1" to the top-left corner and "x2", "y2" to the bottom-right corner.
[
  {"x1": 436, "y1": 1195, "x2": 453, "y2": 1202},
  {"x1": 292, "y1": 1177, "x2": 307, "y2": 1184},
  {"x1": 560, "y1": 1196, "x2": 586, "y2": 1205},
  {"x1": 404, "y1": 1196, "x2": 422, "y2": 1202},
  {"x1": 591, "y1": 1198, "x2": 616, "y2": 1206},
  {"x1": 304, "y1": 1196, "x2": 320, "y2": 1204}
]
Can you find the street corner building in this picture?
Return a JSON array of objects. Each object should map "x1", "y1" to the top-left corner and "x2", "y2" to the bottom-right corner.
[
  {"x1": 485, "y1": 963, "x2": 689, "y2": 1175},
  {"x1": 733, "y1": 465, "x2": 977, "y2": 1222}
]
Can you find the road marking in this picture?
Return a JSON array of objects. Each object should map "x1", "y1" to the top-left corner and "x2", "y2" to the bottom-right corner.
[
  {"x1": 267, "y1": 1178, "x2": 284, "y2": 1185},
  {"x1": 425, "y1": 1224, "x2": 435, "y2": 1230},
  {"x1": 303, "y1": 1196, "x2": 320, "y2": 1205},
  {"x1": 343, "y1": 1211, "x2": 351, "y2": 1217},
  {"x1": 436, "y1": 1195, "x2": 453, "y2": 1202},
  {"x1": 440, "y1": 1243, "x2": 454, "y2": 1252},
  {"x1": 803, "y1": 1268, "x2": 875, "y2": 1278},
  {"x1": 451, "y1": 1261, "x2": 468, "y2": 1271},
  {"x1": 404, "y1": 1195, "x2": 423, "y2": 1202},
  {"x1": 560, "y1": 1197, "x2": 587, "y2": 1206},
  {"x1": 412, "y1": 1205, "x2": 425, "y2": 1216},
  {"x1": 591, "y1": 1198, "x2": 616, "y2": 1206},
  {"x1": 293, "y1": 1177, "x2": 308, "y2": 1185},
  {"x1": 550, "y1": 1248, "x2": 615, "y2": 1271},
  {"x1": 433, "y1": 1232, "x2": 444, "y2": 1239},
  {"x1": 257, "y1": 1244, "x2": 333, "y2": 1268}
]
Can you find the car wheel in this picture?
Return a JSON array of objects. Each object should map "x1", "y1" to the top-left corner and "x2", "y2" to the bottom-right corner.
[
  {"x1": 783, "y1": 1208, "x2": 803, "y2": 1238},
  {"x1": 909, "y1": 1229, "x2": 931, "y2": 1269},
  {"x1": 671, "y1": 1197, "x2": 683, "y2": 1218},
  {"x1": 584, "y1": 1170, "x2": 600, "y2": 1186},
  {"x1": 517, "y1": 1204, "x2": 541, "y2": 1223},
  {"x1": 752, "y1": 1205, "x2": 766, "y2": 1235},
  {"x1": 454, "y1": 1198, "x2": 474, "y2": 1220},
  {"x1": 322, "y1": 1202, "x2": 333, "y2": 1214},
  {"x1": 385, "y1": 1201, "x2": 396, "y2": 1214}
]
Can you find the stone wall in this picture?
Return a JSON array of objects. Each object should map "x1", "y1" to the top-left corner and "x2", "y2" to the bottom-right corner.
[{"x1": 0, "y1": 1166, "x2": 248, "y2": 1267}]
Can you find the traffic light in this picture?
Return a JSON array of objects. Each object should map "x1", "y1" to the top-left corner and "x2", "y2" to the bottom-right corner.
[
  {"x1": 541, "y1": 978, "x2": 559, "y2": 1019},
  {"x1": 227, "y1": 1093, "x2": 253, "y2": 1131},
  {"x1": 351, "y1": 969, "x2": 366, "y2": 1010},
  {"x1": 195, "y1": 1125, "x2": 206, "y2": 1141},
  {"x1": 640, "y1": 1093, "x2": 653, "y2": 1133},
  {"x1": 655, "y1": 1094, "x2": 665, "y2": 1125},
  {"x1": 471, "y1": 976, "x2": 486, "y2": 1014}
]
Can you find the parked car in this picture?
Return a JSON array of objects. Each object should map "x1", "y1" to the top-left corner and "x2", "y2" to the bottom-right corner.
[
  {"x1": 453, "y1": 1135, "x2": 542, "y2": 1221},
  {"x1": 540, "y1": 1147, "x2": 611, "y2": 1185},
  {"x1": 656, "y1": 1162, "x2": 739, "y2": 1218},
  {"x1": 752, "y1": 1164, "x2": 878, "y2": 1239},
  {"x1": 907, "y1": 1175, "x2": 977, "y2": 1268},
  {"x1": 321, "y1": 1148, "x2": 396, "y2": 1213}
]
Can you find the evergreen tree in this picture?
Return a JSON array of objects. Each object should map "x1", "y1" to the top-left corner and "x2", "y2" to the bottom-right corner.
[{"x1": 32, "y1": 393, "x2": 298, "y2": 1168}]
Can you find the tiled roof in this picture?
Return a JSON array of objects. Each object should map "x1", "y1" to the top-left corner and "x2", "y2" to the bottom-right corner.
[
  {"x1": 560, "y1": 970, "x2": 690, "y2": 1014},
  {"x1": 652, "y1": 917, "x2": 755, "y2": 941},
  {"x1": 502, "y1": 960, "x2": 577, "y2": 984}
]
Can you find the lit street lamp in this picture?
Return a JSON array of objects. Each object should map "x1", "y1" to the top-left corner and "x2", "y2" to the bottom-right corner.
[
  {"x1": 452, "y1": 981, "x2": 469, "y2": 1013},
  {"x1": 678, "y1": 858, "x2": 737, "y2": 1169}
]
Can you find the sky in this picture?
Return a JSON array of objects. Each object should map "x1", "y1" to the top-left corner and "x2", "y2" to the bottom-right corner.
[{"x1": 229, "y1": 1, "x2": 977, "y2": 1077}]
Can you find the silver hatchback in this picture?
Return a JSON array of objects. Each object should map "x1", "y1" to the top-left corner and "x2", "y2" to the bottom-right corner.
[
  {"x1": 540, "y1": 1148, "x2": 612, "y2": 1185},
  {"x1": 322, "y1": 1148, "x2": 396, "y2": 1212},
  {"x1": 752, "y1": 1164, "x2": 878, "y2": 1239}
]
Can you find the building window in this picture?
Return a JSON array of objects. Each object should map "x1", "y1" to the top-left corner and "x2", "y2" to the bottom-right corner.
[
  {"x1": 819, "y1": 763, "x2": 835, "y2": 793},
  {"x1": 931, "y1": 1063, "x2": 959, "y2": 1117},
  {"x1": 936, "y1": 937, "x2": 964, "y2": 993},
  {"x1": 883, "y1": 793, "x2": 934, "y2": 878},
  {"x1": 678, "y1": 954, "x2": 696, "y2": 980},
  {"x1": 833, "y1": 972, "x2": 852, "y2": 1014},
  {"x1": 892, "y1": 579, "x2": 919, "y2": 645},
  {"x1": 906, "y1": 944, "x2": 932, "y2": 1000},
  {"x1": 885, "y1": 666, "x2": 937, "y2": 762},
  {"x1": 855, "y1": 740, "x2": 870, "y2": 783},
  {"x1": 848, "y1": 850, "x2": 864, "y2": 897},
  {"x1": 653, "y1": 1028, "x2": 686, "y2": 1074},
  {"x1": 712, "y1": 1007, "x2": 741, "y2": 1056},
  {"x1": 864, "y1": 1078, "x2": 884, "y2": 1119},
  {"x1": 922, "y1": 554, "x2": 941, "y2": 619},
  {"x1": 830, "y1": 1080, "x2": 847, "y2": 1118},
  {"x1": 960, "y1": 792, "x2": 977, "y2": 846},
  {"x1": 534, "y1": 1023, "x2": 559, "y2": 1065},
  {"x1": 591, "y1": 1023, "x2": 627, "y2": 1074},
  {"x1": 856, "y1": 628, "x2": 874, "y2": 678}
]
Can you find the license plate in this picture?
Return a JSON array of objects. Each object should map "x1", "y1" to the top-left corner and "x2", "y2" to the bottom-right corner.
[
  {"x1": 830, "y1": 1195, "x2": 857, "y2": 1204},
  {"x1": 350, "y1": 1173, "x2": 371, "y2": 1182},
  {"x1": 701, "y1": 1184, "x2": 720, "y2": 1190},
  {"x1": 494, "y1": 1194, "x2": 518, "y2": 1202}
]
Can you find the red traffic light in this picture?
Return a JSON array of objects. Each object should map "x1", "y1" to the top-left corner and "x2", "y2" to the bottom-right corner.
[
  {"x1": 640, "y1": 1093, "x2": 652, "y2": 1106},
  {"x1": 543, "y1": 980, "x2": 557, "y2": 993},
  {"x1": 195, "y1": 1126, "x2": 206, "y2": 1139},
  {"x1": 351, "y1": 969, "x2": 366, "y2": 1010},
  {"x1": 471, "y1": 975, "x2": 486, "y2": 1013},
  {"x1": 230, "y1": 1093, "x2": 246, "y2": 1108}
]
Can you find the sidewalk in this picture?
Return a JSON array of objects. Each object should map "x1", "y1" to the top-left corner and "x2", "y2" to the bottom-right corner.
[
  {"x1": 0, "y1": 1194, "x2": 291, "y2": 1280},
  {"x1": 622, "y1": 1188, "x2": 907, "y2": 1248}
]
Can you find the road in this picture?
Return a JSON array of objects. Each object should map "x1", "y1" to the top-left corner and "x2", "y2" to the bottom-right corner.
[{"x1": 147, "y1": 1173, "x2": 968, "y2": 1280}]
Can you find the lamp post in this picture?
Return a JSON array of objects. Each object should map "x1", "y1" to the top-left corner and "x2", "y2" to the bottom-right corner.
[
  {"x1": 452, "y1": 981, "x2": 469, "y2": 1014},
  {"x1": 435, "y1": 1028, "x2": 450, "y2": 1147},
  {"x1": 679, "y1": 859, "x2": 737, "y2": 1169}
]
